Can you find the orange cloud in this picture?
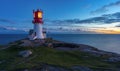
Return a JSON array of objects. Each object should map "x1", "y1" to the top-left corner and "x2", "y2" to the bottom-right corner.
[{"x1": 93, "y1": 28, "x2": 120, "y2": 34}]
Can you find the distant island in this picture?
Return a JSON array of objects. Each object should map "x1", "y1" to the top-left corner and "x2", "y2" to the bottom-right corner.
[{"x1": 0, "y1": 38, "x2": 120, "y2": 71}]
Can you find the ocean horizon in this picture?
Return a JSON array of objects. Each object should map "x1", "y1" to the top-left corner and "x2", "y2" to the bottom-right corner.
[{"x1": 0, "y1": 34, "x2": 120, "y2": 54}]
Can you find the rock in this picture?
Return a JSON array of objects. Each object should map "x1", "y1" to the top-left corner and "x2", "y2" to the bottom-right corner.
[
  {"x1": 71, "y1": 66, "x2": 93, "y2": 71},
  {"x1": 19, "y1": 40, "x2": 33, "y2": 47},
  {"x1": 40, "y1": 65, "x2": 93, "y2": 71},
  {"x1": 0, "y1": 61, "x2": 2, "y2": 64},
  {"x1": 0, "y1": 70, "x2": 6, "y2": 71},
  {"x1": 34, "y1": 39, "x2": 45, "y2": 44},
  {"x1": 41, "y1": 64, "x2": 69, "y2": 71},
  {"x1": 0, "y1": 60, "x2": 5, "y2": 64},
  {"x1": 23, "y1": 69, "x2": 29, "y2": 71},
  {"x1": 106, "y1": 57, "x2": 120, "y2": 62},
  {"x1": 45, "y1": 43, "x2": 53, "y2": 48},
  {"x1": 19, "y1": 50, "x2": 32, "y2": 57}
]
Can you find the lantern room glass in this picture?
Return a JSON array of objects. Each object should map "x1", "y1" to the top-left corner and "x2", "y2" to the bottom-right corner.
[{"x1": 38, "y1": 12, "x2": 42, "y2": 18}]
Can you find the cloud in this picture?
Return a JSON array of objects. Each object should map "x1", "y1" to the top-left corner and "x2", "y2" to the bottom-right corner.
[
  {"x1": 45, "y1": 12, "x2": 120, "y2": 25},
  {"x1": 44, "y1": 12, "x2": 120, "y2": 34},
  {"x1": 115, "y1": 25, "x2": 120, "y2": 27},
  {"x1": 92, "y1": 28, "x2": 120, "y2": 34},
  {"x1": 0, "y1": 26, "x2": 28, "y2": 32},
  {"x1": 116, "y1": 25, "x2": 120, "y2": 27},
  {"x1": 45, "y1": 19, "x2": 81, "y2": 25},
  {"x1": 0, "y1": 19, "x2": 16, "y2": 24},
  {"x1": 0, "y1": 26, "x2": 16, "y2": 30},
  {"x1": 91, "y1": 0, "x2": 120, "y2": 14}
]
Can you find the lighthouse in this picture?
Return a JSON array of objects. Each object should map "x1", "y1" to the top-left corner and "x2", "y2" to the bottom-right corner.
[{"x1": 29, "y1": 9, "x2": 45, "y2": 40}]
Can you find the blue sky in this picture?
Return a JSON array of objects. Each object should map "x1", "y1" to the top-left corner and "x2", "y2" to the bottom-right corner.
[{"x1": 0, "y1": 0, "x2": 120, "y2": 34}]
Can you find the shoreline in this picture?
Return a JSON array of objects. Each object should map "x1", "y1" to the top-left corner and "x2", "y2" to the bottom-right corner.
[
  {"x1": 11, "y1": 38, "x2": 120, "y2": 59},
  {"x1": 1, "y1": 38, "x2": 120, "y2": 57}
]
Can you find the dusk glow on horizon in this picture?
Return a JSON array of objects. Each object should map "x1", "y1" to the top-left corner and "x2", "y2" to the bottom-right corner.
[{"x1": 0, "y1": 0, "x2": 120, "y2": 34}]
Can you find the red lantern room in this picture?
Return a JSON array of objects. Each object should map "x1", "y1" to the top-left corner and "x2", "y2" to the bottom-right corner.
[{"x1": 32, "y1": 9, "x2": 43, "y2": 24}]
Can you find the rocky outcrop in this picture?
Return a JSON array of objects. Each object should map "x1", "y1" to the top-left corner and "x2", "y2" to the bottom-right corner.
[
  {"x1": 19, "y1": 50, "x2": 32, "y2": 57},
  {"x1": 40, "y1": 65, "x2": 69, "y2": 71},
  {"x1": 16, "y1": 64, "x2": 93, "y2": 71},
  {"x1": 106, "y1": 56, "x2": 120, "y2": 62},
  {"x1": 71, "y1": 66, "x2": 93, "y2": 71},
  {"x1": 15, "y1": 38, "x2": 120, "y2": 62},
  {"x1": 54, "y1": 42, "x2": 120, "y2": 63},
  {"x1": 19, "y1": 39, "x2": 45, "y2": 47}
]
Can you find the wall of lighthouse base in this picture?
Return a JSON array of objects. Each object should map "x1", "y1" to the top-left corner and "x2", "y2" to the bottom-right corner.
[
  {"x1": 34, "y1": 24, "x2": 44, "y2": 39},
  {"x1": 28, "y1": 24, "x2": 46, "y2": 40}
]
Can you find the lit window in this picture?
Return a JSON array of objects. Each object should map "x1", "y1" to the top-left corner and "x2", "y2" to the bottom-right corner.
[{"x1": 38, "y1": 12, "x2": 42, "y2": 18}]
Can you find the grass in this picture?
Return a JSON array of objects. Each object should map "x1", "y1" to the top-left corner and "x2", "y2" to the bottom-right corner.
[{"x1": 0, "y1": 44, "x2": 120, "y2": 70}]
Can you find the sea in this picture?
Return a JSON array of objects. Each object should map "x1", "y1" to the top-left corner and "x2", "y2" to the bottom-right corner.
[{"x1": 0, "y1": 34, "x2": 120, "y2": 54}]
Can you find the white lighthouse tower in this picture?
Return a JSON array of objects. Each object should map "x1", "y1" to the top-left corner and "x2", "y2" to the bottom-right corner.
[
  {"x1": 29, "y1": 9, "x2": 45, "y2": 40},
  {"x1": 34, "y1": 22, "x2": 44, "y2": 39}
]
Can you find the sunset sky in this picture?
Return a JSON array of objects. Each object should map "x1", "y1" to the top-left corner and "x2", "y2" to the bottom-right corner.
[{"x1": 0, "y1": 0, "x2": 120, "y2": 34}]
